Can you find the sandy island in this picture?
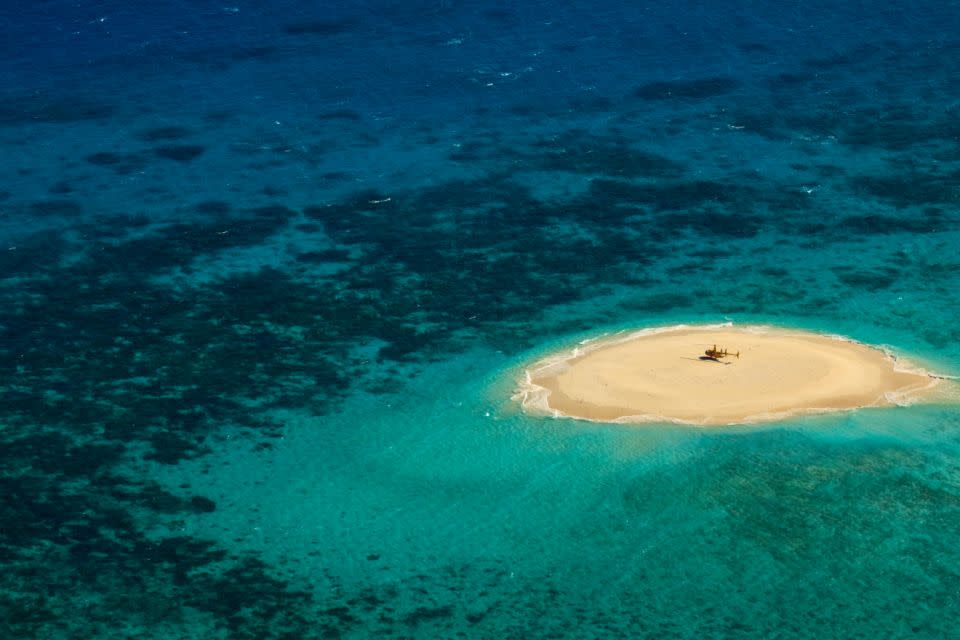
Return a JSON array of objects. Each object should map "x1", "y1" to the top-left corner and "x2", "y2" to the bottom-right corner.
[{"x1": 518, "y1": 324, "x2": 943, "y2": 426}]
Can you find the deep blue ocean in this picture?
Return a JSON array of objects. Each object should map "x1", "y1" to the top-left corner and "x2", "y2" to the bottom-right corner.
[{"x1": 3, "y1": 1, "x2": 960, "y2": 638}]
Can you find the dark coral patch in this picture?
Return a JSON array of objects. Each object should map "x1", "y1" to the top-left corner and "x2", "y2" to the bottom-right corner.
[
  {"x1": 803, "y1": 53, "x2": 853, "y2": 69},
  {"x1": 481, "y1": 8, "x2": 517, "y2": 22},
  {"x1": 839, "y1": 107, "x2": 960, "y2": 151},
  {"x1": 86, "y1": 151, "x2": 148, "y2": 174},
  {"x1": 403, "y1": 605, "x2": 455, "y2": 626},
  {"x1": 147, "y1": 430, "x2": 210, "y2": 465},
  {"x1": 568, "y1": 94, "x2": 615, "y2": 112},
  {"x1": 190, "y1": 496, "x2": 217, "y2": 513},
  {"x1": 0, "y1": 416, "x2": 317, "y2": 636},
  {"x1": 28, "y1": 199, "x2": 82, "y2": 217},
  {"x1": 86, "y1": 151, "x2": 126, "y2": 165},
  {"x1": 153, "y1": 144, "x2": 206, "y2": 163},
  {"x1": 284, "y1": 19, "x2": 359, "y2": 36},
  {"x1": 587, "y1": 178, "x2": 740, "y2": 211},
  {"x1": 833, "y1": 266, "x2": 900, "y2": 290},
  {"x1": 530, "y1": 131, "x2": 685, "y2": 178},
  {"x1": 195, "y1": 200, "x2": 232, "y2": 215},
  {"x1": 669, "y1": 209, "x2": 764, "y2": 238},
  {"x1": 85, "y1": 208, "x2": 293, "y2": 273},
  {"x1": 183, "y1": 45, "x2": 279, "y2": 68},
  {"x1": 840, "y1": 213, "x2": 941, "y2": 235},
  {"x1": 635, "y1": 77, "x2": 739, "y2": 100},
  {"x1": 629, "y1": 292, "x2": 694, "y2": 312},
  {"x1": 262, "y1": 184, "x2": 289, "y2": 196},
  {"x1": 91, "y1": 212, "x2": 152, "y2": 233},
  {"x1": 738, "y1": 42, "x2": 774, "y2": 54},
  {"x1": 0, "y1": 231, "x2": 66, "y2": 277},
  {"x1": 296, "y1": 249, "x2": 352, "y2": 264},
  {"x1": 138, "y1": 126, "x2": 192, "y2": 142},
  {"x1": 770, "y1": 72, "x2": 816, "y2": 87},
  {"x1": 848, "y1": 172, "x2": 960, "y2": 208},
  {"x1": 0, "y1": 201, "x2": 362, "y2": 631},
  {"x1": 319, "y1": 109, "x2": 362, "y2": 121},
  {"x1": 0, "y1": 94, "x2": 114, "y2": 126}
]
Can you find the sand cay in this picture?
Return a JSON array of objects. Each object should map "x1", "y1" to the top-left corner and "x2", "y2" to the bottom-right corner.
[{"x1": 519, "y1": 324, "x2": 943, "y2": 426}]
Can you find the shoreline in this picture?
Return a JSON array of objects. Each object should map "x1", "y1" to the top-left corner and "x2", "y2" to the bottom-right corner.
[{"x1": 517, "y1": 324, "x2": 944, "y2": 426}]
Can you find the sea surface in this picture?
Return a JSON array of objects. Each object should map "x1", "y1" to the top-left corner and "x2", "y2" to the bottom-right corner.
[{"x1": 3, "y1": 1, "x2": 960, "y2": 638}]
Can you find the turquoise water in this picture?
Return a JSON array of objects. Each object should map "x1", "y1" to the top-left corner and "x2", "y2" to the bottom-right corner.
[{"x1": 3, "y1": 1, "x2": 960, "y2": 637}]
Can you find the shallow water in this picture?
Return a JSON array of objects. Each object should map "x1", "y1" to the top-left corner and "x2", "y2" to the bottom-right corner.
[{"x1": 3, "y1": 1, "x2": 960, "y2": 637}]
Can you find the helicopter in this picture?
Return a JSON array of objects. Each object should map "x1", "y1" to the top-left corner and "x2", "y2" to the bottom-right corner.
[{"x1": 704, "y1": 345, "x2": 739, "y2": 360}]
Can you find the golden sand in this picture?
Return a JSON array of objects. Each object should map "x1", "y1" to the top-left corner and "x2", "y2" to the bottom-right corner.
[{"x1": 518, "y1": 324, "x2": 942, "y2": 426}]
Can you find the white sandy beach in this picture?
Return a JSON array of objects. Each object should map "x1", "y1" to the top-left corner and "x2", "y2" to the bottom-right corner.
[{"x1": 520, "y1": 325, "x2": 941, "y2": 425}]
